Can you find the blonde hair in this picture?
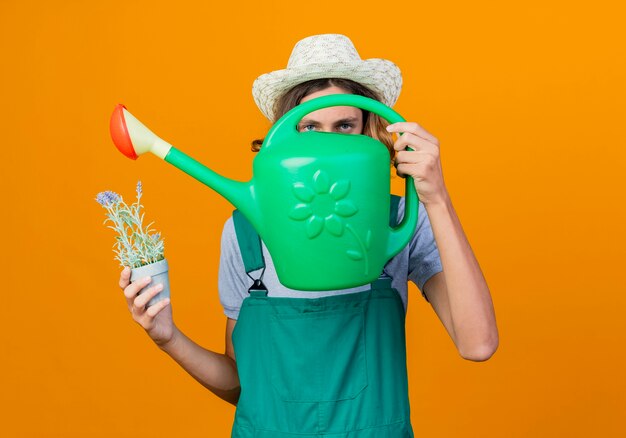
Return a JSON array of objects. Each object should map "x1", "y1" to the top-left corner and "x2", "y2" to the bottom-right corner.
[{"x1": 251, "y1": 78, "x2": 395, "y2": 163}]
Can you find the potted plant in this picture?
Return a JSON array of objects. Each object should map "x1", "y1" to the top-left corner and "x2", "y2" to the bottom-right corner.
[{"x1": 95, "y1": 181, "x2": 169, "y2": 307}]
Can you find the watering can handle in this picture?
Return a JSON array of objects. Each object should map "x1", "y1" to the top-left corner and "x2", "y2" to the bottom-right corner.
[{"x1": 263, "y1": 94, "x2": 419, "y2": 260}]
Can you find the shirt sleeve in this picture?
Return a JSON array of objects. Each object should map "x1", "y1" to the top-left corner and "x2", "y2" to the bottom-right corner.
[
  {"x1": 217, "y1": 216, "x2": 249, "y2": 320},
  {"x1": 404, "y1": 199, "x2": 443, "y2": 301}
]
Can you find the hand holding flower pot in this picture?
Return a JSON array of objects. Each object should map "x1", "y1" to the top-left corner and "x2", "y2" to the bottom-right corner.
[
  {"x1": 96, "y1": 181, "x2": 169, "y2": 307},
  {"x1": 119, "y1": 266, "x2": 175, "y2": 348}
]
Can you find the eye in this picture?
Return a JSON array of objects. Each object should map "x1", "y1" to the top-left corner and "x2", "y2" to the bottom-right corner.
[
  {"x1": 299, "y1": 124, "x2": 317, "y2": 132},
  {"x1": 338, "y1": 123, "x2": 354, "y2": 131}
]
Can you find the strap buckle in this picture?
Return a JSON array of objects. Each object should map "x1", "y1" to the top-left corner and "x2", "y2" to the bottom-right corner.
[{"x1": 247, "y1": 267, "x2": 267, "y2": 294}]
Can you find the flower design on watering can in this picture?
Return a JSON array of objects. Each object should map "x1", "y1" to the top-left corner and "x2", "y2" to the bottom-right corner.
[{"x1": 288, "y1": 170, "x2": 372, "y2": 275}]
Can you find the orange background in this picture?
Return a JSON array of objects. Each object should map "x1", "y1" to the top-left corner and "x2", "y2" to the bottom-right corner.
[{"x1": 1, "y1": 0, "x2": 624, "y2": 436}]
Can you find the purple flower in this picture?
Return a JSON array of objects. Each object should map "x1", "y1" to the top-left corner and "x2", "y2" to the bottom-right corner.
[
  {"x1": 96, "y1": 191, "x2": 121, "y2": 207},
  {"x1": 136, "y1": 180, "x2": 143, "y2": 196}
]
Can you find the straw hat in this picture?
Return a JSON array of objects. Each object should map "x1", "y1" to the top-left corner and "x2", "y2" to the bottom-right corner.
[{"x1": 252, "y1": 34, "x2": 402, "y2": 121}]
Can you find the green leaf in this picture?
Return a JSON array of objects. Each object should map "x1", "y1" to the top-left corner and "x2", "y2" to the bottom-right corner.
[
  {"x1": 334, "y1": 200, "x2": 358, "y2": 217},
  {"x1": 289, "y1": 204, "x2": 313, "y2": 221},
  {"x1": 293, "y1": 183, "x2": 315, "y2": 202},
  {"x1": 346, "y1": 250, "x2": 363, "y2": 260},
  {"x1": 313, "y1": 170, "x2": 330, "y2": 194},
  {"x1": 325, "y1": 215, "x2": 344, "y2": 236},
  {"x1": 306, "y1": 216, "x2": 324, "y2": 239},
  {"x1": 329, "y1": 180, "x2": 350, "y2": 200}
]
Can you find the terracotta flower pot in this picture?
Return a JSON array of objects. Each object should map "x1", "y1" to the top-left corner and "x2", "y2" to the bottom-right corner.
[{"x1": 130, "y1": 259, "x2": 170, "y2": 307}]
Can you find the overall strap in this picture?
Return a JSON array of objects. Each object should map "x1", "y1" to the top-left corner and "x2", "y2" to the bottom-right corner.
[
  {"x1": 232, "y1": 210, "x2": 266, "y2": 274},
  {"x1": 232, "y1": 210, "x2": 267, "y2": 295}
]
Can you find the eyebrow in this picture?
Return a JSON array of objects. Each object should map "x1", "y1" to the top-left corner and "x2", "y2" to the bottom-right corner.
[{"x1": 298, "y1": 117, "x2": 360, "y2": 126}]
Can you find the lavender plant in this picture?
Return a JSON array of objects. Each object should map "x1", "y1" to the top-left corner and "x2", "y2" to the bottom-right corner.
[{"x1": 95, "y1": 181, "x2": 165, "y2": 268}]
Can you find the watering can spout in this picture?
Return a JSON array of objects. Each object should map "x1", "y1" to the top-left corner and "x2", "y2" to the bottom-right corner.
[
  {"x1": 110, "y1": 104, "x2": 172, "y2": 160},
  {"x1": 109, "y1": 105, "x2": 259, "y2": 229}
]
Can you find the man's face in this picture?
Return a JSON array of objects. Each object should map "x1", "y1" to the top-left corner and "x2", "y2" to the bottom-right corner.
[{"x1": 297, "y1": 86, "x2": 364, "y2": 135}]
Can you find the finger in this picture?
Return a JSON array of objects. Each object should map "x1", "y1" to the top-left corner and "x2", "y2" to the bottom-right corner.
[
  {"x1": 124, "y1": 276, "x2": 152, "y2": 301},
  {"x1": 134, "y1": 283, "x2": 164, "y2": 310},
  {"x1": 396, "y1": 163, "x2": 422, "y2": 178},
  {"x1": 145, "y1": 298, "x2": 171, "y2": 318},
  {"x1": 393, "y1": 132, "x2": 439, "y2": 152},
  {"x1": 387, "y1": 122, "x2": 439, "y2": 145},
  {"x1": 395, "y1": 150, "x2": 426, "y2": 165},
  {"x1": 119, "y1": 266, "x2": 132, "y2": 290},
  {"x1": 395, "y1": 149, "x2": 439, "y2": 166},
  {"x1": 395, "y1": 163, "x2": 407, "y2": 178}
]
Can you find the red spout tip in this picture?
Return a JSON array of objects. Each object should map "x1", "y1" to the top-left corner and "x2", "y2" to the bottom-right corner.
[{"x1": 110, "y1": 104, "x2": 138, "y2": 160}]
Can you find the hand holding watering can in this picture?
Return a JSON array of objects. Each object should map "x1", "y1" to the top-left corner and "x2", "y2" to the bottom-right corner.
[{"x1": 109, "y1": 94, "x2": 419, "y2": 290}]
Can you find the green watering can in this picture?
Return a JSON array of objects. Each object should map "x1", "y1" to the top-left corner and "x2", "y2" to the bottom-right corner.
[{"x1": 109, "y1": 94, "x2": 418, "y2": 290}]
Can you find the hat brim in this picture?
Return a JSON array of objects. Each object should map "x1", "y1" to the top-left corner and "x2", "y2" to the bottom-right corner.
[{"x1": 252, "y1": 58, "x2": 402, "y2": 121}]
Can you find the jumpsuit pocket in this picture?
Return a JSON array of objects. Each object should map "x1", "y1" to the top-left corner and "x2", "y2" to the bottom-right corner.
[{"x1": 269, "y1": 306, "x2": 368, "y2": 403}]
